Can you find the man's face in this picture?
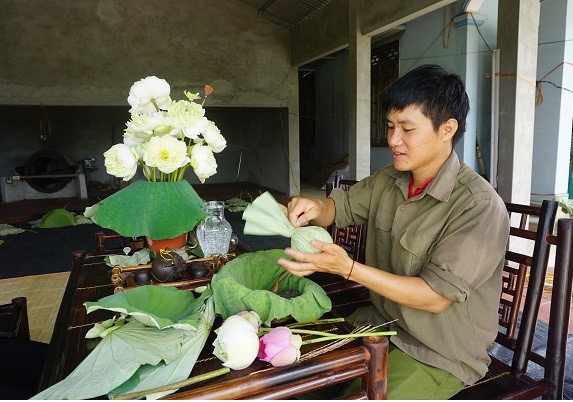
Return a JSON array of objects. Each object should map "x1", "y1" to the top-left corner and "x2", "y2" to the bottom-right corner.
[{"x1": 386, "y1": 105, "x2": 453, "y2": 181}]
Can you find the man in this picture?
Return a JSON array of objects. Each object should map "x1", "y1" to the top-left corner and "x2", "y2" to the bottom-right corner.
[{"x1": 278, "y1": 64, "x2": 510, "y2": 399}]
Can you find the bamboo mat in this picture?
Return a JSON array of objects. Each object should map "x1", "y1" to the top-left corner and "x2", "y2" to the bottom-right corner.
[{"x1": 0, "y1": 272, "x2": 69, "y2": 343}]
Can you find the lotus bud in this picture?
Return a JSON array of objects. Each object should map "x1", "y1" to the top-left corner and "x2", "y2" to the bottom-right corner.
[
  {"x1": 257, "y1": 327, "x2": 302, "y2": 367},
  {"x1": 236, "y1": 311, "x2": 262, "y2": 331},
  {"x1": 213, "y1": 315, "x2": 260, "y2": 370},
  {"x1": 290, "y1": 226, "x2": 333, "y2": 253}
]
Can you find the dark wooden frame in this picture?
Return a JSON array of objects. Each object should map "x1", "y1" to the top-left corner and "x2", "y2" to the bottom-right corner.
[
  {"x1": 39, "y1": 248, "x2": 389, "y2": 399},
  {"x1": 0, "y1": 297, "x2": 30, "y2": 339}
]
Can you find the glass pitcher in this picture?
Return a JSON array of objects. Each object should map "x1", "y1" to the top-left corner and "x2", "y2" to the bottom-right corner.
[{"x1": 196, "y1": 200, "x2": 233, "y2": 256}]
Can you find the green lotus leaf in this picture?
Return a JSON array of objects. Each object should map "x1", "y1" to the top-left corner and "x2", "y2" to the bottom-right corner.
[
  {"x1": 37, "y1": 208, "x2": 76, "y2": 228},
  {"x1": 108, "y1": 297, "x2": 216, "y2": 399},
  {"x1": 84, "y1": 285, "x2": 212, "y2": 331},
  {"x1": 0, "y1": 223, "x2": 25, "y2": 236},
  {"x1": 90, "y1": 179, "x2": 206, "y2": 239},
  {"x1": 31, "y1": 321, "x2": 187, "y2": 400},
  {"x1": 211, "y1": 249, "x2": 332, "y2": 326}
]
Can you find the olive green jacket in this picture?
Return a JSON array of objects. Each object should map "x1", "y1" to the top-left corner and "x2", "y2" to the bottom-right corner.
[{"x1": 329, "y1": 152, "x2": 510, "y2": 384}]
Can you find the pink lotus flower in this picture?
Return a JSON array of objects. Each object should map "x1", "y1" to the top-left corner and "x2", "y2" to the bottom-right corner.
[{"x1": 257, "y1": 327, "x2": 302, "y2": 367}]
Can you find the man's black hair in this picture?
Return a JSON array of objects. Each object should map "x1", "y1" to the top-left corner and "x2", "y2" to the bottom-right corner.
[{"x1": 381, "y1": 64, "x2": 470, "y2": 145}]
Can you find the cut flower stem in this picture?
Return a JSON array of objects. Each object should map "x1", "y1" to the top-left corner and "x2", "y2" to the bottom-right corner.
[
  {"x1": 259, "y1": 318, "x2": 397, "y2": 346},
  {"x1": 299, "y1": 330, "x2": 396, "y2": 345}
]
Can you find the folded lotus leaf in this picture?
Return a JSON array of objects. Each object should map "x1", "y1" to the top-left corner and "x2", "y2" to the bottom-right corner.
[
  {"x1": 242, "y1": 191, "x2": 294, "y2": 237},
  {"x1": 211, "y1": 249, "x2": 332, "y2": 326},
  {"x1": 91, "y1": 180, "x2": 206, "y2": 240}
]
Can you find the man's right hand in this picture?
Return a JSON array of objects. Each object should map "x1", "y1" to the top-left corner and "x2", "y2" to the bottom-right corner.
[{"x1": 287, "y1": 196, "x2": 335, "y2": 228}]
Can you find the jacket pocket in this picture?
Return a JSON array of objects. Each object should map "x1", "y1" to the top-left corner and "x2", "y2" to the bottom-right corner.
[{"x1": 398, "y1": 228, "x2": 437, "y2": 276}]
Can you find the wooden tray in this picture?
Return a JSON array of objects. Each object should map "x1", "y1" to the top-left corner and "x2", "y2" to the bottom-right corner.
[{"x1": 110, "y1": 253, "x2": 237, "y2": 293}]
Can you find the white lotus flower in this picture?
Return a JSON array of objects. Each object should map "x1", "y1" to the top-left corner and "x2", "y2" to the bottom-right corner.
[
  {"x1": 202, "y1": 121, "x2": 227, "y2": 153},
  {"x1": 127, "y1": 76, "x2": 172, "y2": 114},
  {"x1": 103, "y1": 144, "x2": 139, "y2": 181},
  {"x1": 212, "y1": 315, "x2": 260, "y2": 370},
  {"x1": 125, "y1": 111, "x2": 170, "y2": 139},
  {"x1": 167, "y1": 100, "x2": 209, "y2": 140},
  {"x1": 190, "y1": 144, "x2": 217, "y2": 183},
  {"x1": 143, "y1": 135, "x2": 190, "y2": 174}
]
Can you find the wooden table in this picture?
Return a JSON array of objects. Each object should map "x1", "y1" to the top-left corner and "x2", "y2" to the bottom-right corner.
[{"x1": 39, "y1": 248, "x2": 387, "y2": 399}]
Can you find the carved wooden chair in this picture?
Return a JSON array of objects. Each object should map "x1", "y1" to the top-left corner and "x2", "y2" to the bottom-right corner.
[
  {"x1": 453, "y1": 201, "x2": 573, "y2": 400},
  {"x1": 497, "y1": 201, "x2": 558, "y2": 351},
  {"x1": 0, "y1": 297, "x2": 50, "y2": 398},
  {"x1": 325, "y1": 176, "x2": 366, "y2": 264},
  {"x1": 94, "y1": 230, "x2": 146, "y2": 254},
  {"x1": 0, "y1": 296, "x2": 30, "y2": 340}
]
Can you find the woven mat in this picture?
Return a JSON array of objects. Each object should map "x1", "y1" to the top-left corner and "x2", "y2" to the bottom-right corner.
[{"x1": 0, "y1": 272, "x2": 69, "y2": 343}]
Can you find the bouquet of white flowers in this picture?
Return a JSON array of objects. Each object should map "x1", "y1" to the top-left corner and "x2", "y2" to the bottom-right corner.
[
  {"x1": 86, "y1": 76, "x2": 227, "y2": 242},
  {"x1": 104, "y1": 76, "x2": 226, "y2": 183}
]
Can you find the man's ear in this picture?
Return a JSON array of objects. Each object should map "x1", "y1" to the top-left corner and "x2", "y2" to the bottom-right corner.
[{"x1": 441, "y1": 118, "x2": 458, "y2": 142}]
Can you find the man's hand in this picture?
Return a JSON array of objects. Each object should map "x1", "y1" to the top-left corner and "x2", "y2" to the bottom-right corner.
[
  {"x1": 287, "y1": 196, "x2": 335, "y2": 228},
  {"x1": 278, "y1": 240, "x2": 353, "y2": 278}
]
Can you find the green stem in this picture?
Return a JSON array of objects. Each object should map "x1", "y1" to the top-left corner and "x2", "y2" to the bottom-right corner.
[
  {"x1": 111, "y1": 367, "x2": 230, "y2": 400},
  {"x1": 286, "y1": 318, "x2": 344, "y2": 328},
  {"x1": 301, "y1": 331, "x2": 397, "y2": 345}
]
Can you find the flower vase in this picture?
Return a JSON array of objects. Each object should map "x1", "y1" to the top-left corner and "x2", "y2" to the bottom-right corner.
[
  {"x1": 196, "y1": 201, "x2": 232, "y2": 256},
  {"x1": 147, "y1": 233, "x2": 188, "y2": 253}
]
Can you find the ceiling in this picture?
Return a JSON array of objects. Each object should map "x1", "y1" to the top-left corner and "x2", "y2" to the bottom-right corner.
[{"x1": 236, "y1": 0, "x2": 336, "y2": 30}]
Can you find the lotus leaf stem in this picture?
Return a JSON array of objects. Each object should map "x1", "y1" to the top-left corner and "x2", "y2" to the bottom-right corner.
[{"x1": 111, "y1": 367, "x2": 230, "y2": 400}]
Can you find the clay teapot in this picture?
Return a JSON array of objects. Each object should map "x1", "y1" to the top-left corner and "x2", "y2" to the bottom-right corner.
[{"x1": 151, "y1": 248, "x2": 186, "y2": 282}]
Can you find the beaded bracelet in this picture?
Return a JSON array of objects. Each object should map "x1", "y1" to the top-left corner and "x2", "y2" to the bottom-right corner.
[{"x1": 346, "y1": 259, "x2": 355, "y2": 280}]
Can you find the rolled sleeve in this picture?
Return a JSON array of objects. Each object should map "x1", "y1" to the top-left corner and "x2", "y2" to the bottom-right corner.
[{"x1": 421, "y1": 262, "x2": 470, "y2": 303}]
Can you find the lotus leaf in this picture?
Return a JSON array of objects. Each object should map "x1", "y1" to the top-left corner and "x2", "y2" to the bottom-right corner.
[
  {"x1": 0, "y1": 223, "x2": 25, "y2": 236},
  {"x1": 31, "y1": 321, "x2": 187, "y2": 400},
  {"x1": 108, "y1": 296, "x2": 216, "y2": 399},
  {"x1": 105, "y1": 249, "x2": 152, "y2": 267},
  {"x1": 37, "y1": 208, "x2": 76, "y2": 228},
  {"x1": 84, "y1": 285, "x2": 212, "y2": 330},
  {"x1": 242, "y1": 191, "x2": 293, "y2": 237},
  {"x1": 211, "y1": 249, "x2": 332, "y2": 326},
  {"x1": 90, "y1": 179, "x2": 206, "y2": 239}
]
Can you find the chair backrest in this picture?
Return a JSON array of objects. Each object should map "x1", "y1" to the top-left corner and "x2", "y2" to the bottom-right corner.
[
  {"x1": 0, "y1": 297, "x2": 30, "y2": 340},
  {"x1": 497, "y1": 201, "x2": 558, "y2": 353},
  {"x1": 325, "y1": 175, "x2": 367, "y2": 265},
  {"x1": 542, "y1": 218, "x2": 573, "y2": 399},
  {"x1": 94, "y1": 231, "x2": 146, "y2": 254},
  {"x1": 453, "y1": 215, "x2": 572, "y2": 400}
]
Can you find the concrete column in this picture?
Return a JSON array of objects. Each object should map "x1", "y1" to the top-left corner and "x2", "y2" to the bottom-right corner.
[
  {"x1": 531, "y1": 0, "x2": 573, "y2": 203},
  {"x1": 348, "y1": 0, "x2": 371, "y2": 180},
  {"x1": 496, "y1": 0, "x2": 540, "y2": 204},
  {"x1": 288, "y1": 106, "x2": 301, "y2": 196}
]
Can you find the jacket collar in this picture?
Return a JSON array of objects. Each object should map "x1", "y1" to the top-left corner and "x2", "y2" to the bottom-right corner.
[{"x1": 384, "y1": 151, "x2": 460, "y2": 202}]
